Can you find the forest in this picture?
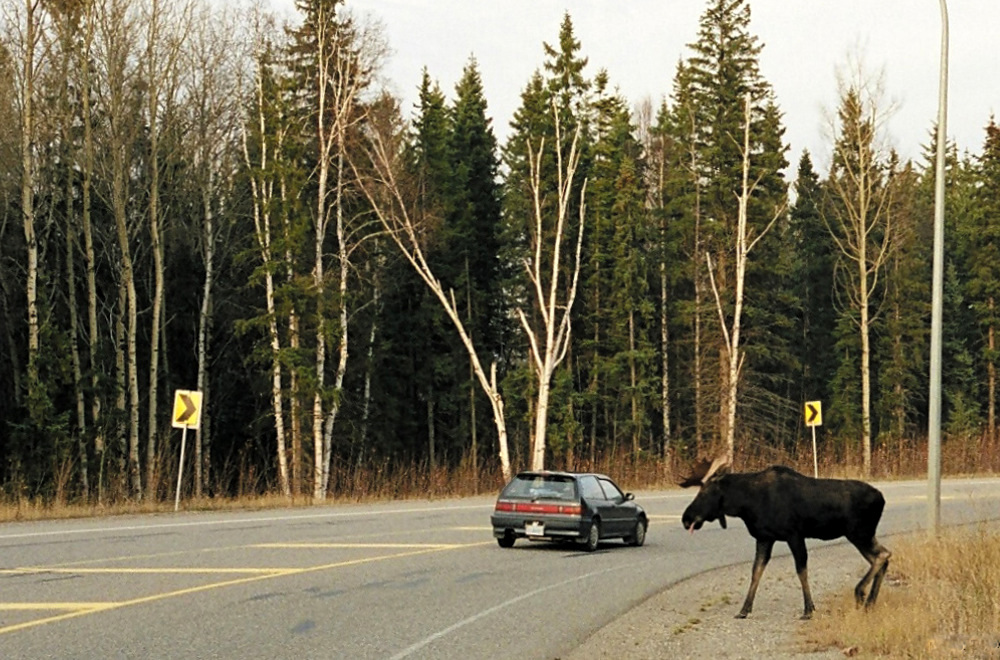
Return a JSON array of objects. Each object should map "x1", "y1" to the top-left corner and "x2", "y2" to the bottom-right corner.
[{"x1": 2, "y1": 0, "x2": 999, "y2": 506}]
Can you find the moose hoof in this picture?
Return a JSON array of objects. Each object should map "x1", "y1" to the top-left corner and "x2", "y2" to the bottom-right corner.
[
  {"x1": 734, "y1": 611, "x2": 749, "y2": 619},
  {"x1": 800, "y1": 612, "x2": 813, "y2": 621}
]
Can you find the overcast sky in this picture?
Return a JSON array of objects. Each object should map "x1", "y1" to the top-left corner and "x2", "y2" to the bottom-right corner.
[{"x1": 273, "y1": 1, "x2": 998, "y2": 174}]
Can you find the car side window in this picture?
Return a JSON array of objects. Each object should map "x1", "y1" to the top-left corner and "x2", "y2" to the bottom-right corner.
[
  {"x1": 579, "y1": 476, "x2": 607, "y2": 501},
  {"x1": 599, "y1": 478, "x2": 625, "y2": 503}
]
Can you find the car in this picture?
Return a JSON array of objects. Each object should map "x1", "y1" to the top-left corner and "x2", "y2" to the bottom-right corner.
[{"x1": 490, "y1": 471, "x2": 647, "y2": 551}]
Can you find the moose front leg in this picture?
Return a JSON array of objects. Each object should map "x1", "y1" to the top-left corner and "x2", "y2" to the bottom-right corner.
[{"x1": 737, "y1": 538, "x2": 774, "y2": 618}]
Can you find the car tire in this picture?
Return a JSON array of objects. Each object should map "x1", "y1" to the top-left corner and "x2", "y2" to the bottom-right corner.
[
  {"x1": 497, "y1": 532, "x2": 516, "y2": 548},
  {"x1": 583, "y1": 520, "x2": 600, "y2": 552},
  {"x1": 626, "y1": 518, "x2": 647, "y2": 547}
]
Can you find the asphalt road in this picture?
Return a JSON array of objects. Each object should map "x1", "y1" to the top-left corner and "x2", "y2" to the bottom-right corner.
[{"x1": 2, "y1": 478, "x2": 999, "y2": 659}]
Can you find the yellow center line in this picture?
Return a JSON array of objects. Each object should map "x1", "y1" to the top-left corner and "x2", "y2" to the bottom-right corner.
[
  {"x1": 2, "y1": 567, "x2": 286, "y2": 575},
  {"x1": 252, "y1": 542, "x2": 462, "y2": 549},
  {"x1": 0, "y1": 541, "x2": 492, "y2": 636},
  {"x1": 0, "y1": 603, "x2": 112, "y2": 611}
]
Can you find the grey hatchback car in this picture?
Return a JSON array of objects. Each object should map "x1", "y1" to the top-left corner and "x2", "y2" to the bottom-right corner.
[{"x1": 490, "y1": 471, "x2": 647, "y2": 551}]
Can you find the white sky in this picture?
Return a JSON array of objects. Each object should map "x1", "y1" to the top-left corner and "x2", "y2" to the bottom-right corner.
[{"x1": 272, "y1": 1, "x2": 998, "y2": 175}]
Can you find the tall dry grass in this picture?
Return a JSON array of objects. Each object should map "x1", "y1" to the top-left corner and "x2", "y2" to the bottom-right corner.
[{"x1": 806, "y1": 526, "x2": 1000, "y2": 658}]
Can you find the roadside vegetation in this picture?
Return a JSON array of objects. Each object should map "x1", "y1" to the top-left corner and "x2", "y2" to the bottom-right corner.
[
  {"x1": 805, "y1": 525, "x2": 1000, "y2": 658},
  {"x1": 4, "y1": 434, "x2": 996, "y2": 521}
]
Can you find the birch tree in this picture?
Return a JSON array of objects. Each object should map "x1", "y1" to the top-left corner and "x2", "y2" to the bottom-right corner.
[
  {"x1": 142, "y1": 0, "x2": 191, "y2": 499},
  {"x1": 316, "y1": 12, "x2": 383, "y2": 497},
  {"x1": 95, "y1": 0, "x2": 143, "y2": 496},
  {"x1": 705, "y1": 94, "x2": 782, "y2": 461},
  {"x1": 287, "y1": 1, "x2": 382, "y2": 501},
  {"x1": 242, "y1": 13, "x2": 291, "y2": 497},
  {"x1": 185, "y1": 0, "x2": 242, "y2": 497},
  {"x1": 519, "y1": 108, "x2": 587, "y2": 471},
  {"x1": 825, "y1": 65, "x2": 895, "y2": 476},
  {"x1": 5, "y1": 0, "x2": 46, "y2": 422},
  {"x1": 353, "y1": 95, "x2": 512, "y2": 482}
]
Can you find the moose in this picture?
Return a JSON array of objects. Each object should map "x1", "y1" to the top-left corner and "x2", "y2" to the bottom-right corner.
[{"x1": 680, "y1": 456, "x2": 891, "y2": 620}]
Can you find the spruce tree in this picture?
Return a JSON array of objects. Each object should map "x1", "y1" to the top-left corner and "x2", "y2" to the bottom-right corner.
[
  {"x1": 963, "y1": 118, "x2": 1000, "y2": 439},
  {"x1": 788, "y1": 152, "x2": 835, "y2": 442},
  {"x1": 448, "y1": 58, "x2": 504, "y2": 468},
  {"x1": 678, "y1": 0, "x2": 789, "y2": 450}
]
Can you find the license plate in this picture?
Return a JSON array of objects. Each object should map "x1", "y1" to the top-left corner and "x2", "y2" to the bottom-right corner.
[{"x1": 525, "y1": 521, "x2": 544, "y2": 536}]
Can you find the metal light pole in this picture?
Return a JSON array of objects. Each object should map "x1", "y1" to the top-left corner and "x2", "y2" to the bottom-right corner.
[{"x1": 927, "y1": 0, "x2": 949, "y2": 536}]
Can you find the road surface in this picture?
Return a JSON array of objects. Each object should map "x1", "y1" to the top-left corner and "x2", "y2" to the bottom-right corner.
[{"x1": 1, "y1": 478, "x2": 998, "y2": 659}]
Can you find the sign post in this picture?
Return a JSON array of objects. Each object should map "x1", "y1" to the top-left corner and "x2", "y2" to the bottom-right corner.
[
  {"x1": 171, "y1": 390, "x2": 203, "y2": 512},
  {"x1": 804, "y1": 400, "x2": 823, "y2": 478}
]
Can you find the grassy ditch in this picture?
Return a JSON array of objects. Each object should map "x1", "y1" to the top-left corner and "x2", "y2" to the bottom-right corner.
[{"x1": 805, "y1": 526, "x2": 1000, "y2": 658}]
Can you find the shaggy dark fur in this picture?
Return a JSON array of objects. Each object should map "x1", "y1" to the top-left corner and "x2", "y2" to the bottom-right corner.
[{"x1": 681, "y1": 461, "x2": 891, "y2": 620}]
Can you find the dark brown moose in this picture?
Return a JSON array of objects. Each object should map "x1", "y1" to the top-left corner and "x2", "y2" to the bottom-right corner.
[{"x1": 679, "y1": 456, "x2": 892, "y2": 620}]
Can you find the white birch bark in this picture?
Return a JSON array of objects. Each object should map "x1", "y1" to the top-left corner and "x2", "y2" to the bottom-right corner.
[
  {"x1": 96, "y1": 0, "x2": 143, "y2": 497},
  {"x1": 8, "y1": 0, "x2": 44, "y2": 418},
  {"x1": 518, "y1": 111, "x2": 587, "y2": 472},
  {"x1": 825, "y1": 66, "x2": 894, "y2": 476},
  {"x1": 352, "y1": 106, "x2": 512, "y2": 481},
  {"x1": 241, "y1": 16, "x2": 291, "y2": 497},
  {"x1": 705, "y1": 94, "x2": 781, "y2": 462}
]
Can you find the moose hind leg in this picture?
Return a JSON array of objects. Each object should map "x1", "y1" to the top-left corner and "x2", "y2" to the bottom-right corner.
[
  {"x1": 864, "y1": 542, "x2": 891, "y2": 609},
  {"x1": 852, "y1": 537, "x2": 892, "y2": 609},
  {"x1": 737, "y1": 539, "x2": 774, "y2": 619}
]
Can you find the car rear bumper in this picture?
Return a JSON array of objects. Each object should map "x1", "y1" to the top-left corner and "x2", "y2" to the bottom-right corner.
[{"x1": 490, "y1": 514, "x2": 589, "y2": 541}]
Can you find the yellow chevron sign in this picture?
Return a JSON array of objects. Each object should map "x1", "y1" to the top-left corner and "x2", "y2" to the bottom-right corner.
[
  {"x1": 804, "y1": 400, "x2": 822, "y2": 427},
  {"x1": 171, "y1": 390, "x2": 203, "y2": 430}
]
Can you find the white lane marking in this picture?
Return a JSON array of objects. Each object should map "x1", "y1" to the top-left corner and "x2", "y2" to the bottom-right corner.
[
  {"x1": 0, "y1": 504, "x2": 493, "y2": 541},
  {"x1": 387, "y1": 563, "x2": 632, "y2": 660}
]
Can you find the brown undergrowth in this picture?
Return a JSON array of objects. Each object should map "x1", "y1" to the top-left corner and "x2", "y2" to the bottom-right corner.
[
  {"x1": 804, "y1": 526, "x2": 1000, "y2": 658},
  {"x1": 1, "y1": 433, "x2": 997, "y2": 523}
]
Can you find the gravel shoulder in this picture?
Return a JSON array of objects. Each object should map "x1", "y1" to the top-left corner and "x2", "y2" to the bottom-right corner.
[{"x1": 564, "y1": 542, "x2": 866, "y2": 660}]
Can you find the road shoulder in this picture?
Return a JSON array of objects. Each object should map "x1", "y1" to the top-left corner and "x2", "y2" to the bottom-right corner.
[{"x1": 564, "y1": 542, "x2": 864, "y2": 660}]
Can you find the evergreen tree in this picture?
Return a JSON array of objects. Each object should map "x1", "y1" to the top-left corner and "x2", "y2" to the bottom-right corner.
[
  {"x1": 875, "y1": 159, "x2": 928, "y2": 445},
  {"x1": 447, "y1": 58, "x2": 504, "y2": 468},
  {"x1": 788, "y1": 152, "x2": 835, "y2": 443},
  {"x1": 963, "y1": 117, "x2": 1000, "y2": 439},
  {"x1": 679, "y1": 0, "x2": 789, "y2": 451}
]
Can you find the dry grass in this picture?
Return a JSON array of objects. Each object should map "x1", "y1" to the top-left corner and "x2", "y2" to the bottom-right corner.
[
  {"x1": 805, "y1": 526, "x2": 1000, "y2": 658},
  {"x1": 2, "y1": 435, "x2": 998, "y2": 525}
]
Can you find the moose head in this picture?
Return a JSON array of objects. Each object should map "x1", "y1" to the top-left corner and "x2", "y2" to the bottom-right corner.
[{"x1": 679, "y1": 455, "x2": 730, "y2": 532}]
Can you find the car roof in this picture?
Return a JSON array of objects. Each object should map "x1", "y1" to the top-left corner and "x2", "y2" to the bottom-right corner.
[{"x1": 513, "y1": 470, "x2": 612, "y2": 480}]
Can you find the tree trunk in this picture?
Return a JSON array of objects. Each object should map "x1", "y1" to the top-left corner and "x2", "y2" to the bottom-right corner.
[
  {"x1": 242, "y1": 75, "x2": 291, "y2": 498},
  {"x1": 80, "y1": 7, "x2": 104, "y2": 491},
  {"x1": 19, "y1": 0, "x2": 40, "y2": 419},
  {"x1": 520, "y1": 119, "x2": 587, "y2": 472},
  {"x1": 195, "y1": 187, "x2": 214, "y2": 498},
  {"x1": 66, "y1": 148, "x2": 89, "y2": 500},
  {"x1": 989, "y1": 297, "x2": 996, "y2": 441},
  {"x1": 321, "y1": 143, "x2": 351, "y2": 495},
  {"x1": 657, "y1": 151, "x2": 671, "y2": 463}
]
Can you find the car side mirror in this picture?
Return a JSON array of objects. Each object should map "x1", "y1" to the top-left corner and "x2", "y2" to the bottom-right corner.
[{"x1": 625, "y1": 492, "x2": 634, "y2": 501}]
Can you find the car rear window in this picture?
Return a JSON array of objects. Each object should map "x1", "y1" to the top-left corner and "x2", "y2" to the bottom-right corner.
[{"x1": 502, "y1": 475, "x2": 577, "y2": 501}]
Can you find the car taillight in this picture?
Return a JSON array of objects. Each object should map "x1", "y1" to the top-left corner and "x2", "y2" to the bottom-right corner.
[{"x1": 495, "y1": 500, "x2": 582, "y2": 515}]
